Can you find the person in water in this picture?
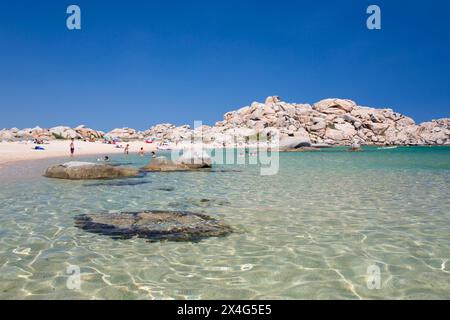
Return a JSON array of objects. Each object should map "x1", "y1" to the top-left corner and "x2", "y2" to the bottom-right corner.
[
  {"x1": 70, "y1": 138, "x2": 75, "y2": 157},
  {"x1": 139, "y1": 147, "x2": 145, "y2": 156},
  {"x1": 151, "y1": 151, "x2": 156, "y2": 158},
  {"x1": 97, "y1": 156, "x2": 110, "y2": 162},
  {"x1": 124, "y1": 144, "x2": 129, "y2": 155}
]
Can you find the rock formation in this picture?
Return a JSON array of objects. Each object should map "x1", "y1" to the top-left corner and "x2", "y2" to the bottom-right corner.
[
  {"x1": 0, "y1": 125, "x2": 103, "y2": 141},
  {"x1": 105, "y1": 128, "x2": 142, "y2": 140},
  {"x1": 278, "y1": 136, "x2": 312, "y2": 151},
  {"x1": 44, "y1": 162, "x2": 140, "y2": 180},
  {"x1": 141, "y1": 154, "x2": 212, "y2": 172},
  {"x1": 74, "y1": 210, "x2": 233, "y2": 241},
  {"x1": 1, "y1": 96, "x2": 449, "y2": 146},
  {"x1": 209, "y1": 97, "x2": 449, "y2": 146}
]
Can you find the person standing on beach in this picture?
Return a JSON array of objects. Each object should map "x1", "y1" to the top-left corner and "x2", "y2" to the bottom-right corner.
[
  {"x1": 124, "y1": 144, "x2": 130, "y2": 155},
  {"x1": 139, "y1": 147, "x2": 145, "y2": 156},
  {"x1": 70, "y1": 138, "x2": 75, "y2": 157}
]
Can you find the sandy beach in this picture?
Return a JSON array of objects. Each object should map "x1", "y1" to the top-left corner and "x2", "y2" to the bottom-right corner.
[
  {"x1": 0, "y1": 139, "x2": 275, "y2": 169},
  {"x1": 0, "y1": 140, "x2": 157, "y2": 168}
]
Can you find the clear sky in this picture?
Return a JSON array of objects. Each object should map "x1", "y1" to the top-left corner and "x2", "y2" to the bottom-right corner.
[{"x1": 0, "y1": 0, "x2": 449, "y2": 131}]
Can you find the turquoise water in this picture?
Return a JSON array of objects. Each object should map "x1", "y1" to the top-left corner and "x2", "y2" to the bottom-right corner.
[{"x1": 0, "y1": 147, "x2": 449, "y2": 299}]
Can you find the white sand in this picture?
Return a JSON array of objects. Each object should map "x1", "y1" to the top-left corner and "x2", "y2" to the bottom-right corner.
[
  {"x1": 0, "y1": 140, "x2": 272, "y2": 170},
  {"x1": 0, "y1": 140, "x2": 157, "y2": 168}
]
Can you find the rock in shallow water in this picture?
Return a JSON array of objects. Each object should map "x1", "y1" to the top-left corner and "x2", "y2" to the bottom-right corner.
[
  {"x1": 141, "y1": 156, "x2": 211, "y2": 172},
  {"x1": 155, "y1": 186, "x2": 175, "y2": 191},
  {"x1": 74, "y1": 211, "x2": 232, "y2": 242},
  {"x1": 44, "y1": 162, "x2": 140, "y2": 180}
]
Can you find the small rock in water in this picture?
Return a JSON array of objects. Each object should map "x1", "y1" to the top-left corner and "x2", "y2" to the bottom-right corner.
[
  {"x1": 155, "y1": 187, "x2": 175, "y2": 192},
  {"x1": 74, "y1": 211, "x2": 232, "y2": 242}
]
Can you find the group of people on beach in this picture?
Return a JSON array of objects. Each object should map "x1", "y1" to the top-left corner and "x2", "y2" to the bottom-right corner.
[{"x1": 69, "y1": 139, "x2": 156, "y2": 159}]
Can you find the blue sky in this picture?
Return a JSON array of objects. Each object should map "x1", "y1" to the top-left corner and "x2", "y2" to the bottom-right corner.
[{"x1": 0, "y1": 0, "x2": 449, "y2": 131}]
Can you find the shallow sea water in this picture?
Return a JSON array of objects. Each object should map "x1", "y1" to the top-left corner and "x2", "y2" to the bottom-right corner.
[{"x1": 0, "y1": 147, "x2": 449, "y2": 299}]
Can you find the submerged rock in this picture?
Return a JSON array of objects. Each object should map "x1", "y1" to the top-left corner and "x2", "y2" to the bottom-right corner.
[
  {"x1": 155, "y1": 187, "x2": 175, "y2": 192},
  {"x1": 44, "y1": 162, "x2": 140, "y2": 180},
  {"x1": 74, "y1": 210, "x2": 232, "y2": 241}
]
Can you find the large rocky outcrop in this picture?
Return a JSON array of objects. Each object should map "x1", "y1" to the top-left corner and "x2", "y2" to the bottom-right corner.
[
  {"x1": 207, "y1": 96, "x2": 449, "y2": 146},
  {"x1": 0, "y1": 125, "x2": 103, "y2": 141},
  {"x1": 142, "y1": 124, "x2": 192, "y2": 142},
  {"x1": 105, "y1": 127, "x2": 142, "y2": 140},
  {"x1": 74, "y1": 125, "x2": 104, "y2": 140},
  {"x1": 44, "y1": 162, "x2": 140, "y2": 180},
  {"x1": 74, "y1": 210, "x2": 232, "y2": 241},
  {"x1": 50, "y1": 126, "x2": 80, "y2": 139},
  {"x1": 1, "y1": 96, "x2": 449, "y2": 146}
]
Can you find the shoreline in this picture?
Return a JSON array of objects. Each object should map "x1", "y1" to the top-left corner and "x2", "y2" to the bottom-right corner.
[
  {"x1": 0, "y1": 141, "x2": 158, "y2": 168},
  {"x1": 1, "y1": 139, "x2": 449, "y2": 171}
]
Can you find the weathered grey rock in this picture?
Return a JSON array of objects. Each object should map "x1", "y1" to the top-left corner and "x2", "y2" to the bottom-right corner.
[
  {"x1": 49, "y1": 126, "x2": 80, "y2": 139},
  {"x1": 343, "y1": 114, "x2": 358, "y2": 123},
  {"x1": 265, "y1": 96, "x2": 282, "y2": 104},
  {"x1": 141, "y1": 157, "x2": 185, "y2": 172},
  {"x1": 74, "y1": 210, "x2": 232, "y2": 241},
  {"x1": 396, "y1": 116, "x2": 416, "y2": 127},
  {"x1": 310, "y1": 121, "x2": 326, "y2": 131},
  {"x1": 367, "y1": 122, "x2": 389, "y2": 135},
  {"x1": 237, "y1": 106, "x2": 250, "y2": 115},
  {"x1": 75, "y1": 126, "x2": 103, "y2": 139},
  {"x1": 176, "y1": 149, "x2": 212, "y2": 168},
  {"x1": 334, "y1": 123, "x2": 357, "y2": 139},
  {"x1": 141, "y1": 155, "x2": 211, "y2": 172},
  {"x1": 44, "y1": 162, "x2": 140, "y2": 180},
  {"x1": 278, "y1": 136, "x2": 311, "y2": 150},
  {"x1": 106, "y1": 128, "x2": 140, "y2": 140},
  {"x1": 325, "y1": 128, "x2": 346, "y2": 142},
  {"x1": 0, "y1": 129, "x2": 14, "y2": 141},
  {"x1": 313, "y1": 99, "x2": 356, "y2": 113}
]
